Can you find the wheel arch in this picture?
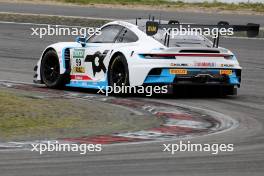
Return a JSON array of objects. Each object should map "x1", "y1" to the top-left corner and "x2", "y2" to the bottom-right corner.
[
  {"x1": 108, "y1": 51, "x2": 130, "y2": 86},
  {"x1": 108, "y1": 52, "x2": 126, "y2": 68}
]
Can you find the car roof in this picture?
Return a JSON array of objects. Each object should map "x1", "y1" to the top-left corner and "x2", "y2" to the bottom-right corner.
[{"x1": 103, "y1": 20, "x2": 137, "y2": 30}]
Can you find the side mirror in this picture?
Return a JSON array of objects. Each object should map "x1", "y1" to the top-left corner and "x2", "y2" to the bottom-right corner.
[{"x1": 76, "y1": 36, "x2": 87, "y2": 47}]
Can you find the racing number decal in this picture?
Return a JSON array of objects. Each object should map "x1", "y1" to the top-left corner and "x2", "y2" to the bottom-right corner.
[
  {"x1": 85, "y1": 50, "x2": 109, "y2": 76},
  {"x1": 76, "y1": 59, "x2": 82, "y2": 66},
  {"x1": 72, "y1": 49, "x2": 85, "y2": 73}
]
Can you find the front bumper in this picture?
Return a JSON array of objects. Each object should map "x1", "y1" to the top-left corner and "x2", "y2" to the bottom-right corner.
[{"x1": 143, "y1": 68, "x2": 241, "y2": 87}]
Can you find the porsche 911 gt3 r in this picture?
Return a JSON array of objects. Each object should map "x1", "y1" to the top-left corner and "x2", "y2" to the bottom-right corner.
[{"x1": 33, "y1": 19, "x2": 259, "y2": 95}]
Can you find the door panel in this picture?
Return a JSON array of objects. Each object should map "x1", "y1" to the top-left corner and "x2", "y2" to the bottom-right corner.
[
  {"x1": 70, "y1": 44, "x2": 112, "y2": 82},
  {"x1": 70, "y1": 24, "x2": 124, "y2": 82}
]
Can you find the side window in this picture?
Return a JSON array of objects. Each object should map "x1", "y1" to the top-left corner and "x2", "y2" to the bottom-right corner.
[
  {"x1": 116, "y1": 28, "x2": 138, "y2": 43},
  {"x1": 88, "y1": 25, "x2": 123, "y2": 43}
]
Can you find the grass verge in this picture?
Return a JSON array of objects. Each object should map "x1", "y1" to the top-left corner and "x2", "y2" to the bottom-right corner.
[{"x1": 0, "y1": 89, "x2": 162, "y2": 141}]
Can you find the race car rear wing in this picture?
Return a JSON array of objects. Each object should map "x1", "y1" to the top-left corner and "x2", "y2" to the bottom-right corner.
[{"x1": 145, "y1": 20, "x2": 260, "y2": 48}]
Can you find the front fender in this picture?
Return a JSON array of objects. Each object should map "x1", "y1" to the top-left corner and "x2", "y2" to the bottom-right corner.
[{"x1": 34, "y1": 42, "x2": 82, "y2": 83}]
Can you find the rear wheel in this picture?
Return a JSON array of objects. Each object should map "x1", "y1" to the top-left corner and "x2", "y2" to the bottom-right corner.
[
  {"x1": 108, "y1": 55, "x2": 129, "y2": 87},
  {"x1": 40, "y1": 50, "x2": 66, "y2": 88}
]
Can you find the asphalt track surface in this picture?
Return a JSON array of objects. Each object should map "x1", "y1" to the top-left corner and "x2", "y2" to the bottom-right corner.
[
  {"x1": 0, "y1": 4, "x2": 264, "y2": 176},
  {"x1": 1, "y1": 2, "x2": 264, "y2": 25}
]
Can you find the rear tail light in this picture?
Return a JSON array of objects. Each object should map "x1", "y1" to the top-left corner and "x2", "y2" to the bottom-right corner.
[
  {"x1": 139, "y1": 54, "x2": 175, "y2": 59},
  {"x1": 139, "y1": 53, "x2": 232, "y2": 59}
]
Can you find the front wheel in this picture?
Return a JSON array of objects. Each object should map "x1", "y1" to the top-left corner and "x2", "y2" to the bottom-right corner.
[{"x1": 40, "y1": 50, "x2": 66, "y2": 88}]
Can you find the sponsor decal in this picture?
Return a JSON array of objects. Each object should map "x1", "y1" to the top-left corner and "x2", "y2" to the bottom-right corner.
[
  {"x1": 85, "y1": 50, "x2": 108, "y2": 76},
  {"x1": 146, "y1": 21, "x2": 158, "y2": 36},
  {"x1": 170, "y1": 69, "x2": 187, "y2": 75},
  {"x1": 194, "y1": 62, "x2": 216, "y2": 67},
  {"x1": 220, "y1": 70, "x2": 232, "y2": 75},
  {"x1": 70, "y1": 75, "x2": 92, "y2": 80},
  {"x1": 73, "y1": 49, "x2": 85, "y2": 58},
  {"x1": 170, "y1": 63, "x2": 189, "y2": 67},
  {"x1": 221, "y1": 64, "x2": 234, "y2": 67},
  {"x1": 72, "y1": 66, "x2": 85, "y2": 73}
]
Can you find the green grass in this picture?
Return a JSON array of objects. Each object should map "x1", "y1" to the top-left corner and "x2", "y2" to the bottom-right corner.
[
  {"x1": 58, "y1": 0, "x2": 264, "y2": 12},
  {"x1": 0, "y1": 89, "x2": 162, "y2": 141}
]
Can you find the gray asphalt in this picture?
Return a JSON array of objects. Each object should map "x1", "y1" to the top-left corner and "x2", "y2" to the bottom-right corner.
[
  {"x1": 0, "y1": 4, "x2": 264, "y2": 176},
  {"x1": 0, "y1": 2, "x2": 264, "y2": 26}
]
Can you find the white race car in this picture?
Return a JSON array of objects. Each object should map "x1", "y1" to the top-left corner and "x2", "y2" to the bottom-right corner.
[{"x1": 34, "y1": 19, "x2": 259, "y2": 95}]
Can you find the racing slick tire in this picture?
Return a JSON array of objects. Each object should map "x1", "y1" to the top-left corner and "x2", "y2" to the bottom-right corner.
[
  {"x1": 108, "y1": 54, "x2": 130, "y2": 88},
  {"x1": 40, "y1": 50, "x2": 66, "y2": 88}
]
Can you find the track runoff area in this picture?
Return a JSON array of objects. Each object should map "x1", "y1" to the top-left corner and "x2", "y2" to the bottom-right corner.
[{"x1": 0, "y1": 81, "x2": 238, "y2": 156}]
